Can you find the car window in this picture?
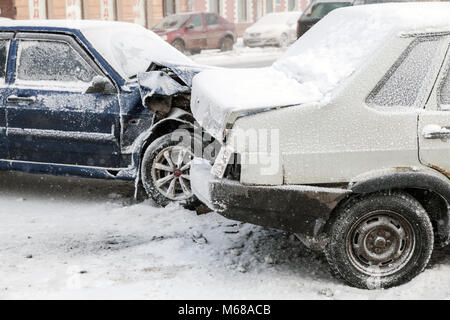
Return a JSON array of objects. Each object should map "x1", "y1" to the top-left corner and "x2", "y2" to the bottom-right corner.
[
  {"x1": 153, "y1": 14, "x2": 189, "y2": 30},
  {"x1": 189, "y1": 14, "x2": 203, "y2": 29},
  {"x1": 307, "y1": 2, "x2": 351, "y2": 19},
  {"x1": 16, "y1": 40, "x2": 97, "y2": 86},
  {"x1": 366, "y1": 38, "x2": 443, "y2": 108},
  {"x1": 206, "y1": 13, "x2": 219, "y2": 26},
  {"x1": 437, "y1": 58, "x2": 450, "y2": 109},
  {"x1": 0, "y1": 39, "x2": 9, "y2": 84}
]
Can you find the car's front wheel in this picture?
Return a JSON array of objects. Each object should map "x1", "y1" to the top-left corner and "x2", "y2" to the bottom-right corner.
[
  {"x1": 220, "y1": 37, "x2": 234, "y2": 51},
  {"x1": 172, "y1": 39, "x2": 185, "y2": 53},
  {"x1": 141, "y1": 133, "x2": 198, "y2": 208},
  {"x1": 324, "y1": 191, "x2": 434, "y2": 289}
]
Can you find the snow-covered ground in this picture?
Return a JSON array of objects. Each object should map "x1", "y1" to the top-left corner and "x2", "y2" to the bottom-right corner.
[
  {"x1": 190, "y1": 38, "x2": 285, "y2": 68},
  {"x1": 1, "y1": 170, "x2": 450, "y2": 299}
]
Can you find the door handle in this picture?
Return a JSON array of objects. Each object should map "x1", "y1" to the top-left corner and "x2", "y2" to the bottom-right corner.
[
  {"x1": 422, "y1": 124, "x2": 450, "y2": 139},
  {"x1": 6, "y1": 95, "x2": 36, "y2": 104}
]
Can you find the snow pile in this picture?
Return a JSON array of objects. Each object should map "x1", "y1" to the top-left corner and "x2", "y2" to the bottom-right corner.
[{"x1": 191, "y1": 2, "x2": 450, "y2": 139}]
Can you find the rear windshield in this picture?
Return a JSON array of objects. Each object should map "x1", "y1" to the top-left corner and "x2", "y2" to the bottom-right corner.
[
  {"x1": 154, "y1": 14, "x2": 190, "y2": 30},
  {"x1": 306, "y1": 2, "x2": 352, "y2": 19}
]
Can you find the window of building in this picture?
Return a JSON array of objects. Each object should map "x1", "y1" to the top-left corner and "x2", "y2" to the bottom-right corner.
[
  {"x1": 367, "y1": 38, "x2": 443, "y2": 108},
  {"x1": 209, "y1": 0, "x2": 221, "y2": 14},
  {"x1": 288, "y1": 0, "x2": 297, "y2": 11},
  {"x1": 238, "y1": 0, "x2": 248, "y2": 22},
  {"x1": 266, "y1": 0, "x2": 273, "y2": 13},
  {"x1": 163, "y1": 0, "x2": 176, "y2": 16}
]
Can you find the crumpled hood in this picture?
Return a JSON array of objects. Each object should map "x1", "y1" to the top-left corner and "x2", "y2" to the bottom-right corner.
[
  {"x1": 191, "y1": 67, "x2": 323, "y2": 140},
  {"x1": 137, "y1": 62, "x2": 209, "y2": 103}
]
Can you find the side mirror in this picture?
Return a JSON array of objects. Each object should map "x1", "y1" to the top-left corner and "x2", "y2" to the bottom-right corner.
[
  {"x1": 186, "y1": 24, "x2": 194, "y2": 30},
  {"x1": 85, "y1": 76, "x2": 116, "y2": 94}
]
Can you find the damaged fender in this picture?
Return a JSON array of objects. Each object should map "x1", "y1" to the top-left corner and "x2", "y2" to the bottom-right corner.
[{"x1": 137, "y1": 63, "x2": 207, "y2": 116}]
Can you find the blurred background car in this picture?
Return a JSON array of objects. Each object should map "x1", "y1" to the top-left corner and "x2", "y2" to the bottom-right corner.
[
  {"x1": 243, "y1": 12, "x2": 301, "y2": 48},
  {"x1": 152, "y1": 12, "x2": 236, "y2": 54},
  {"x1": 296, "y1": 0, "x2": 409, "y2": 38}
]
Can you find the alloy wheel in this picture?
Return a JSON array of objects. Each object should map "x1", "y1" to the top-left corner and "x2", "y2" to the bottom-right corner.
[{"x1": 151, "y1": 145, "x2": 193, "y2": 201}]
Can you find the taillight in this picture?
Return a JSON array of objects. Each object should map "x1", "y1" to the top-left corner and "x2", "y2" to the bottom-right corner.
[{"x1": 296, "y1": 23, "x2": 300, "y2": 38}]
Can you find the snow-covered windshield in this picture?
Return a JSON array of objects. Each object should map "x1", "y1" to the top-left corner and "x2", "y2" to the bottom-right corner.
[
  {"x1": 82, "y1": 24, "x2": 193, "y2": 79},
  {"x1": 153, "y1": 14, "x2": 190, "y2": 30},
  {"x1": 255, "y1": 13, "x2": 299, "y2": 26}
]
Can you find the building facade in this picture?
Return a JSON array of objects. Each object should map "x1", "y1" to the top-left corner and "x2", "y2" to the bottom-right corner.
[{"x1": 2, "y1": 0, "x2": 309, "y2": 35}]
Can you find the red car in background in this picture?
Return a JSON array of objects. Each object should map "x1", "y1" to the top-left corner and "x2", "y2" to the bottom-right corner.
[{"x1": 152, "y1": 12, "x2": 236, "y2": 54}]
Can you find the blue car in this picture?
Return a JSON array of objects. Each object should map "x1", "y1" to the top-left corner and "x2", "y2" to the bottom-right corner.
[{"x1": 0, "y1": 19, "x2": 205, "y2": 207}]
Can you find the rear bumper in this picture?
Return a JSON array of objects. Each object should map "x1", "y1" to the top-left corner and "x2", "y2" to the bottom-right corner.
[{"x1": 191, "y1": 158, "x2": 351, "y2": 238}]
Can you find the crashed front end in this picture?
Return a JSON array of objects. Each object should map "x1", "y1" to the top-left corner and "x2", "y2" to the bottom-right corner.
[{"x1": 137, "y1": 62, "x2": 208, "y2": 118}]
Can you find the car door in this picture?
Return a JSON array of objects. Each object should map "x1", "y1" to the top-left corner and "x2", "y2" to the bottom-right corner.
[
  {"x1": 183, "y1": 13, "x2": 207, "y2": 50},
  {"x1": 419, "y1": 37, "x2": 450, "y2": 176},
  {"x1": 5, "y1": 33, "x2": 121, "y2": 168},
  {"x1": 0, "y1": 32, "x2": 12, "y2": 160},
  {"x1": 205, "y1": 13, "x2": 223, "y2": 49}
]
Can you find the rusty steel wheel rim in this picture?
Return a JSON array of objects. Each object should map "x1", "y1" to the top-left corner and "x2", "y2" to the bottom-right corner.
[
  {"x1": 151, "y1": 145, "x2": 193, "y2": 201},
  {"x1": 346, "y1": 210, "x2": 416, "y2": 277}
]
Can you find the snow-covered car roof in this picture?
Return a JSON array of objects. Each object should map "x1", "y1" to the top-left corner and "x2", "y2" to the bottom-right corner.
[
  {"x1": 0, "y1": 18, "x2": 132, "y2": 30},
  {"x1": 192, "y1": 2, "x2": 450, "y2": 140},
  {"x1": 0, "y1": 19, "x2": 194, "y2": 79}
]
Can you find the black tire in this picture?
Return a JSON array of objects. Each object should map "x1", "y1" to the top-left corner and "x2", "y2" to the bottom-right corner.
[
  {"x1": 172, "y1": 39, "x2": 185, "y2": 53},
  {"x1": 220, "y1": 37, "x2": 234, "y2": 52},
  {"x1": 141, "y1": 132, "x2": 200, "y2": 209},
  {"x1": 324, "y1": 191, "x2": 434, "y2": 289}
]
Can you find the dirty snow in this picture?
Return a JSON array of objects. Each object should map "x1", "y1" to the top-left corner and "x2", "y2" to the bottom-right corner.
[{"x1": 1, "y1": 171, "x2": 450, "y2": 299}]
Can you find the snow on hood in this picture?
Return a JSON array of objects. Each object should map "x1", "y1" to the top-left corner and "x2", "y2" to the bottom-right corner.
[
  {"x1": 191, "y1": 68, "x2": 322, "y2": 139},
  {"x1": 191, "y1": 2, "x2": 450, "y2": 140},
  {"x1": 137, "y1": 63, "x2": 208, "y2": 109},
  {"x1": 81, "y1": 23, "x2": 195, "y2": 79}
]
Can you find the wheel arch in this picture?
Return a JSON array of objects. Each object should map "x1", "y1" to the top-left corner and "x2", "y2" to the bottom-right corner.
[
  {"x1": 346, "y1": 168, "x2": 450, "y2": 247},
  {"x1": 222, "y1": 33, "x2": 234, "y2": 42},
  {"x1": 139, "y1": 111, "x2": 194, "y2": 162},
  {"x1": 130, "y1": 108, "x2": 195, "y2": 185},
  {"x1": 171, "y1": 38, "x2": 185, "y2": 47}
]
